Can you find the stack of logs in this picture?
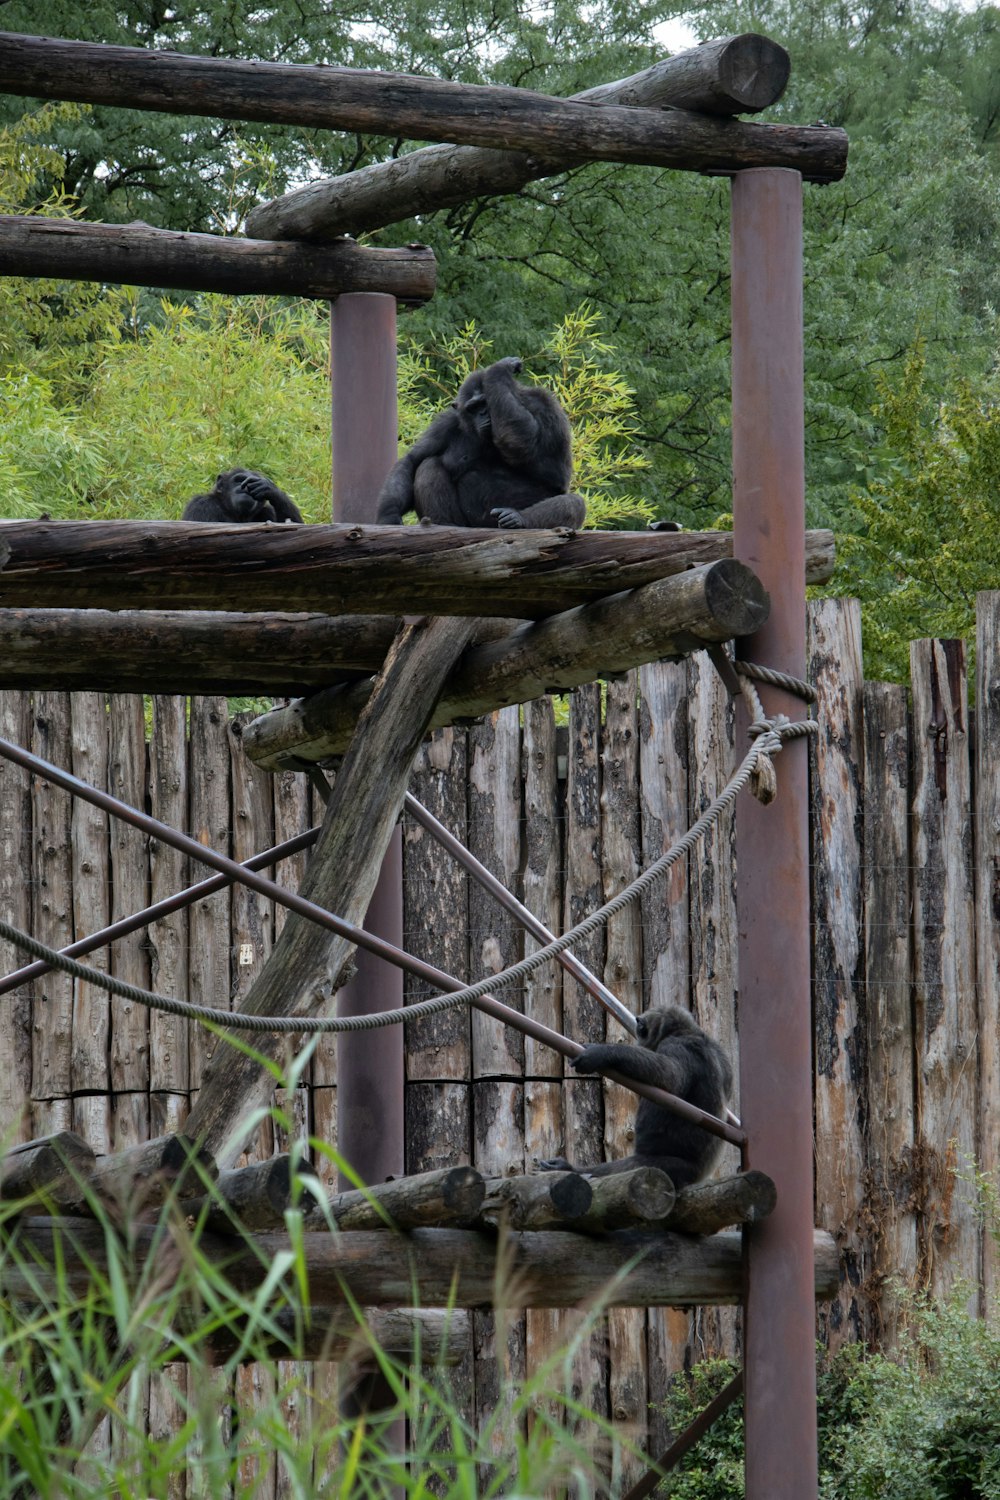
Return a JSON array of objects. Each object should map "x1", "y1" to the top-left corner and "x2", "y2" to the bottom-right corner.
[{"x1": 0, "y1": 1130, "x2": 836, "y2": 1371}]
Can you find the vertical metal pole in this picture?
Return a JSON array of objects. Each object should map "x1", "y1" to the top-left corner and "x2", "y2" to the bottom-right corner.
[
  {"x1": 330, "y1": 292, "x2": 405, "y2": 1191},
  {"x1": 731, "y1": 169, "x2": 818, "y2": 1499}
]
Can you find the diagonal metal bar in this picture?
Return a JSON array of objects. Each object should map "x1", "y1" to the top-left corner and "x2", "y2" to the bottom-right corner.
[
  {"x1": 622, "y1": 1371, "x2": 745, "y2": 1500},
  {"x1": 404, "y1": 790, "x2": 638, "y2": 1036},
  {"x1": 0, "y1": 825, "x2": 320, "y2": 996},
  {"x1": 0, "y1": 734, "x2": 743, "y2": 1146}
]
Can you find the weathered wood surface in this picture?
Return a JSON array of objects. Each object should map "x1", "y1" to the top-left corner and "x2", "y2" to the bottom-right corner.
[
  {"x1": 0, "y1": 1129, "x2": 96, "y2": 1204},
  {"x1": 248, "y1": 34, "x2": 791, "y2": 241},
  {"x1": 662, "y1": 1170, "x2": 776, "y2": 1235},
  {"x1": 977, "y1": 593, "x2": 1000, "y2": 1305},
  {"x1": 68, "y1": 694, "x2": 111, "y2": 1096},
  {"x1": 109, "y1": 696, "x2": 150, "y2": 1093},
  {"x1": 241, "y1": 557, "x2": 769, "y2": 767},
  {"x1": 910, "y1": 638, "x2": 978, "y2": 1304},
  {"x1": 181, "y1": 616, "x2": 475, "y2": 1163},
  {"x1": 0, "y1": 610, "x2": 404, "y2": 693},
  {"x1": 30, "y1": 693, "x2": 74, "y2": 1101},
  {"x1": 84, "y1": 1135, "x2": 217, "y2": 1211},
  {"x1": 202, "y1": 1307, "x2": 472, "y2": 1366},
  {"x1": 303, "y1": 1165, "x2": 485, "y2": 1231},
  {"x1": 576, "y1": 1167, "x2": 676, "y2": 1231},
  {"x1": 808, "y1": 599, "x2": 868, "y2": 1348},
  {"x1": 0, "y1": 215, "x2": 436, "y2": 303},
  {"x1": 3, "y1": 1218, "x2": 841, "y2": 1306},
  {"x1": 470, "y1": 709, "x2": 523, "y2": 1078},
  {"x1": 478, "y1": 1170, "x2": 592, "y2": 1229},
  {"x1": 148, "y1": 697, "x2": 189, "y2": 1100},
  {"x1": 0, "y1": 692, "x2": 31, "y2": 1144},
  {"x1": 862, "y1": 680, "x2": 915, "y2": 1342},
  {"x1": 0, "y1": 32, "x2": 847, "y2": 181},
  {"x1": 0, "y1": 522, "x2": 836, "y2": 617},
  {"x1": 183, "y1": 1154, "x2": 322, "y2": 1232}
]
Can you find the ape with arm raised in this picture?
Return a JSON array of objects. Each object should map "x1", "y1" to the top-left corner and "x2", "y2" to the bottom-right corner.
[
  {"x1": 539, "y1": 1006, "x2": 733, "y2": 1188},
  {"x1": 376, "y1": 356, "x2": 586, "y2": 530},
  {"x1": 183, "y1": 469, "x2": 303, "y2": 523}
]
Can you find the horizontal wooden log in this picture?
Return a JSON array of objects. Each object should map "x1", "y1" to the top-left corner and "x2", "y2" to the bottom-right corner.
[
  {"x1": 241, "y1": 557, "x2": 769, "y2": 767},
  {"x1": 183, "y1": 1155, "x2": 324, "y2": 1231},
  {"x1": 202, "y1": 1306, "x2": 472, "y2": 1365},
  {"x1": 247, "y1": 34, "x2": 791, "y2": 241},
  {"x1": 302, "y1": 1165, "x2": 486, "y2": 1231},
  {"x1": 660, "y1": 1169, "x2": 777, "y2": 1234},
  {"x1": 576, "y1": 1167, "x2": 676, "y2": 1231},
  {"x1": 477, "y1": 1171, "x2": 593, "y2": 1230},
  {"x1": 0, "y1": 32, "x2": 847, "y2": 183},
  {"x1": 85, "y1": 1135, "x2": 217, "y2": 1211},
  {"x1": 0, "y1": 1130, "x2": 96, "y2": 1207},
  {"x1": 0, "y1": 215, "x2": 435, "y2": 302},
  {"x1": 0, "y1": 521, "x2": 835, "y2": 618},
  {"x1": 4, "y1": 1219, "x2": 841, "y2": 1306},
  {"x1": 0, "y1": 609, "x2": 519, "y2": 693}
]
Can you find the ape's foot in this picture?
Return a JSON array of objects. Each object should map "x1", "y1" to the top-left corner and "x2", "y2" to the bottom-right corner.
[
  {"x1": 537, "y1": 1156, "x2": 572, "y2": 1173},
  {"x1": 490, "y1": 506, "x2": 526, "y2": 529}
]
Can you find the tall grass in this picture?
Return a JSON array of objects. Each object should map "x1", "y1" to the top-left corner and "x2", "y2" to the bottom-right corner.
[{"x1": 0, "y1": 1131, "x2": 641, "y2": 1499}]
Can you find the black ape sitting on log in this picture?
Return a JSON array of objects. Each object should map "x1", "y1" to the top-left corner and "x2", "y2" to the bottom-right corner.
[
  {"x1": 183, "y1": 469, "x2": 303, "y2": 524},
  {"x1": 539, "y1": 1006, "x2": 733, "y2": 1188},
  {"x1": 376, "y1": 356, "x2": 586, "y2": 530}
]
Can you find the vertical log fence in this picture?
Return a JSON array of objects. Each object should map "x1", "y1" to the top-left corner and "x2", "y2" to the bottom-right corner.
[{"x1": 1, "y1": 595, "x2": 997, "y2": 1477}]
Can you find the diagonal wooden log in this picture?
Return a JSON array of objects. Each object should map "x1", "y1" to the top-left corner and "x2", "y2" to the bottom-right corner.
[
  {"x1": 241, "y1": 556, "x2": 768, "y2": 768},
  {"x1": 246, "y1": 34, "x2": 791, "y2": 241},
  {"x1": 181, "y1": 614, "x2": 475, "y2": 1164}
]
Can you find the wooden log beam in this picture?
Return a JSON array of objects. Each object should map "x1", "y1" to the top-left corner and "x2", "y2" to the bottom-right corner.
[
  {"x1": 180, "y1": 615, "x2": 476, "y2": 1164},
  {"x1": 0, "y1": 1130, "x2": 96, "y2": 1207},
  {"x1": 201, "y1": 1306, "x2": 472, "y2": 1366},
  {"x1": 0, "y1": 609, "x2": 519, "y2": 693},
  {"x1": 247, "y1": 34, "x2": 791, "y2": 241},
  {"x1": 241, "y1": 557, "x2": 768, "y2": 768},
  {"x1": 302, "y1": 1165, "x2": 486, "y2": 1231},
  {"x1": 183, "y1": 1155, "x2": 325, "y2": 1232},
  {"x1": 660, "y1": 1169, "x2": 777, "y2": 1235},
  {"x1": 83, "y1": 1135, "x2": 217, "y2": 1213},
  {"x1": 0, "y1": 32, "x2": 847, "y2": 183},
  {"x1": 3, "y1": 1218, "x2": 841, "y2": 1307},
  {"x1": 0, "y1": 521, "x2": 836, "y2": 618},
  {"x1": 0, "y1": 215, "x2": 435, "y2": 303}
]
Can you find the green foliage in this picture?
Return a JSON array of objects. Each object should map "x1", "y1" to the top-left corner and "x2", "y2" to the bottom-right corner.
[
  {"x1": 0, "y1": 1117, "x2": 641, "y2": 1499},
  {"x1": 830, "y1": 341, "x2": 1000, "y2": 680},
  {"x1": 397, "y1": 307, "x2": 653, "y2": 528}
]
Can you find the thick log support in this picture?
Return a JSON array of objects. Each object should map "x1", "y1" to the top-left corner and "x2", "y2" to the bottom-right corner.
[
  {"x1": 0, "y1": 1130, "x2": 96, "y2": 1206},
  {"x1": 661, "y1": 1169, "x2": 777, "y2": 1235},
  {"x1": 478, "y1": 1172, "x2": 594, "y2": 1230},
  {"x1": 241, "y1": 556, "x2": 768, "y2": 767},
  {"x1": 184, "y1": 1155, "x2": 324, "y2": 1231},
  {"x1": 0, "y1": 216, "x2": 435, "y2": 303},
  {"x1": 180, "y1": 614, "x2": 475, "y2": 1164},
  {"x1": 0, "y1": 523, "x2": 835, "y2": 617},
  {"x1": 2, "y1": 1218, "x2": 840, "y2": 1307},
  {"x1": 0, "y1": 32, "x2": 846, "y2": 183},
  {"x1": 247, "y1": 34, "x2": 791, "y2": 241}
]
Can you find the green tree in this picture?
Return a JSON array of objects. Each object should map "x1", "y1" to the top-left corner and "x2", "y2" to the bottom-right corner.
[{"x1": 830, "y1": 341, "x2": 1000, "y2": 681}]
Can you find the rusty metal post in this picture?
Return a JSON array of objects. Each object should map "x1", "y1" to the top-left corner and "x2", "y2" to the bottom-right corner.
[
  {"x1": 330, "y1": 292, "x2": 405, "y2": 1192},
  {"x1": 730, "y1": 168, "x2": 817, "y2": 1498}
]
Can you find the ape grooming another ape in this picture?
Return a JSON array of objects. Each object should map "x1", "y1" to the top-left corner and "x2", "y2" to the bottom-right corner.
[
  {"x1": 376, "y1": 356, "x2": 586, "y2": 530},
  {"x1": 183, "y1": 469, "x2": 303, "y2": 524},
  {"x1": 539, "y1": 1006, "x2": 733, "y2": 1188}
]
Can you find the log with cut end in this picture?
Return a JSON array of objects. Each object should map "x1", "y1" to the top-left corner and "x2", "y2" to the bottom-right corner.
[
  {"x1": 247, "y1": 34, "x2": 792, "y2": 241},
  {"x1": 183, "y1": 1154, "x2": 325, "y2": 1231},
  {"x1": 0, "y1": 215, "x2": 435, "y2": 303},
  {"x1": 241, "y1": 556, "x2": 770, "y2": 768},
  {"x1": 0, "y1": 521, "x2": 835, "y2": 618},
  {"x1": 0, "y1": 32, "x2": 846, "y2": 182},
  {"x1": 477, "y1": 1171, "x2": 593, "y2": 1230},
  {"x1": 0, "y1": 1130, "x2": 96, "y2": 1208},
  {"x1": 84, "y1": 1135, "x2": 217, "y2": 1213},
  {"x1": 302, "y1": 1165, "x2": 486, "y2": 1231},
  {"x1": 4, "y1": 1218, "x2": 841, "y2": 1307},
  {"x1": 574, "y1": 1166, "x2": 677, "y2": 1231},
  {"x1": 660, "y1": 1169, "x2": 777, "y2": 1234}
]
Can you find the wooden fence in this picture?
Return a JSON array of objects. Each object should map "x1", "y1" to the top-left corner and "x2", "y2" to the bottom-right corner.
[{"x1": 1, "y1": 593, "x2": 998, "y2": 1477}]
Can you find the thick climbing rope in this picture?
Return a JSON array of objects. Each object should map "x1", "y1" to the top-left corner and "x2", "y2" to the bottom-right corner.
[{"x1": 0, "y1": 668, "x2": 816, "y2": 1035}]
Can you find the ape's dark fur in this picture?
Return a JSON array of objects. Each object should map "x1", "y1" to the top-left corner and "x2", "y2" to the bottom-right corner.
[
  {"x1": 376, "y1": 356, "x2": 586, "y2": 530},
  {"x1": 183, "y1": 469, "x2": 303, "y2": 524},
  {"x1": 539, "y1": 1006, "x2": 733, "y2": 1188}
]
